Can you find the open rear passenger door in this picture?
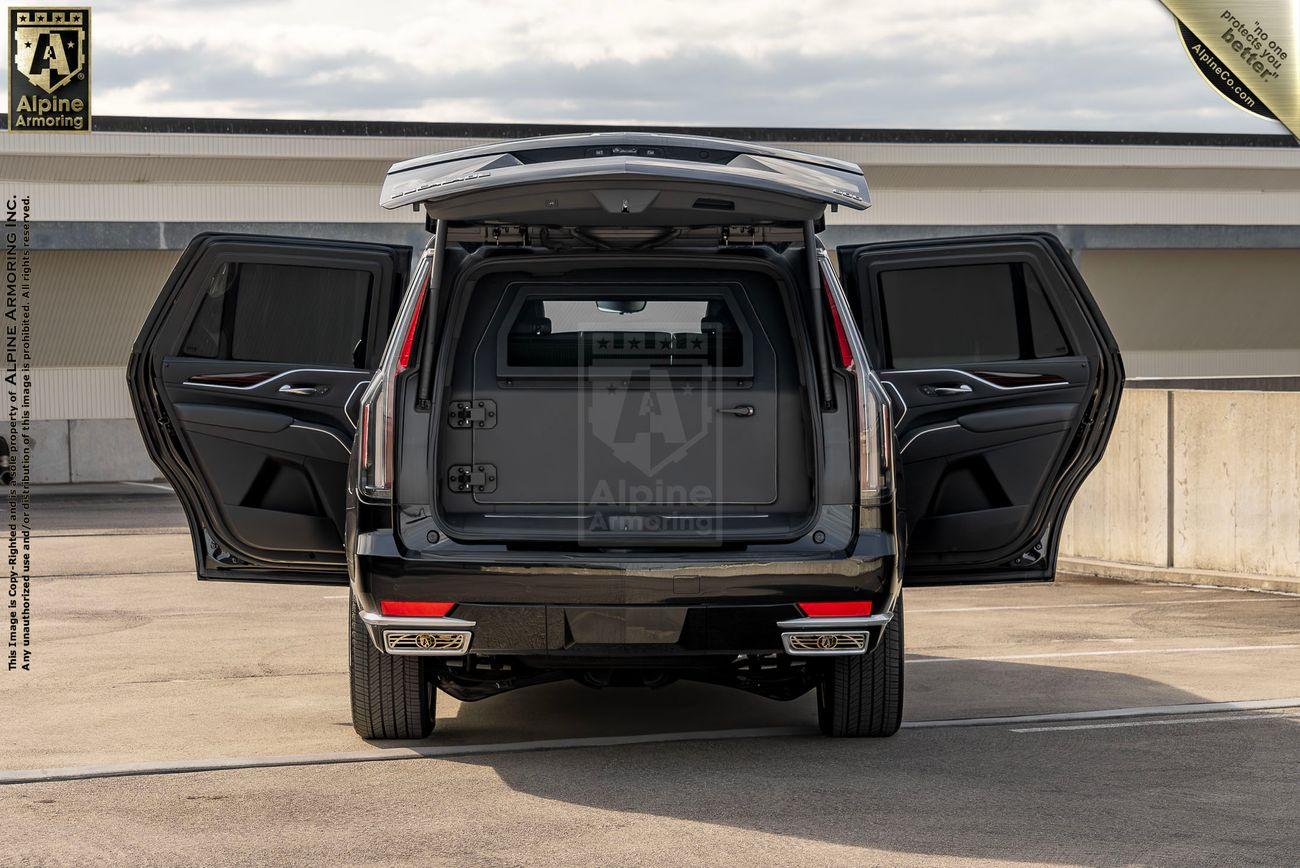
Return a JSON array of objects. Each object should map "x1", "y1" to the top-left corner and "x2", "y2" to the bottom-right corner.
[
  {"x1": 128, "y1": 234, "x2": 410, "y2": 583},
  {"x1": 839, "y1": 234, "x2": 1123, "y2": 584}
]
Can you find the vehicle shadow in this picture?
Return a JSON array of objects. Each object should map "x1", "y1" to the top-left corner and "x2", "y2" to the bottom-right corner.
[{"x1": 426, "y1": 656, "x2": 1299, "y2": 866}]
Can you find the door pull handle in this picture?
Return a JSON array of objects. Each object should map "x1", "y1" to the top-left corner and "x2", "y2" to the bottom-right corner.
[
  {"x1": 278, "y1": 384, "x2": 328, "y2": 397},
  {"x1": 717, "y1": 405, "x2": 755, "y2": 417},
  {"x1": 922, "y1": 383, "x2": 973, "y2": 396}
]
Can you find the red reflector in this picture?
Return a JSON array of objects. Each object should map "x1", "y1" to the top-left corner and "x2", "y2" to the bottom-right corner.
[
  {"x1": 380, "y1": 600, "x2": 454, "y2": 617},
  {"x1": 798, "y1": 601, "x2": 873, "y2": 618},
  {"x1": 823, "y1": 282, "x2": 854, "y2": 369},
  {"x1": 396, "y1": 284, "x2": 428, "y2": 372}
]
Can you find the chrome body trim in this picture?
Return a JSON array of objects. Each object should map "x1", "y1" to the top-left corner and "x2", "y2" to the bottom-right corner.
[
  {"x1": 360, "y1": 611, "x2": 477, "y2": 629},
  {"x1": 776, "y1": 613, "x2": 894, "y2": 630}
]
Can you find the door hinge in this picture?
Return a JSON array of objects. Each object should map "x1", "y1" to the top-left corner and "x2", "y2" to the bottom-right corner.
[
  {"x1": 448, "y1": 464, "x2": 498, "y2": 494},
  {"x1": 447, "y1": 399, "x2": 497, "y2": 429}
]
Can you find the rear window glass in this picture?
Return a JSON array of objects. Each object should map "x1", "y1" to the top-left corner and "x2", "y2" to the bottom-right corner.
[
  {"x1": 504, "y1": 294, "x2": 745, "y2": 369},
  {"x1": 181, "y1": 261, "x2": 373, "y2": 368}
]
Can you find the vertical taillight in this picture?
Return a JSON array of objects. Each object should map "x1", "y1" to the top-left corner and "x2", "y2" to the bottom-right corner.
[
  {"x1": 358, "y1": 256, "x2": 431, "y2": 501},
  {"x1": 821, "y1": 259, "x2": 892, "y2": 509}
]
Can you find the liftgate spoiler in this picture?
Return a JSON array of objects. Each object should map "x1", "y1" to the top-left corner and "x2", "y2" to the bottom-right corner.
[{"x1": 379, "y1": 132, "x2": 870, "y2": 228}]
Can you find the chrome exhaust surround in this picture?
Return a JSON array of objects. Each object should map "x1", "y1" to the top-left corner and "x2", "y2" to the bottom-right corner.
[
  {"x1": 360, "y1": 611, "x2": 476, "y2": 656},
  {"x1": 783, "y1": 632, "x2": 867, "y2": 654},
  {"x1": 384, "y1": 630, "x2": 472, "y2": 655},
  {"x1": 777, "y1": 611, "x2": 893, "y2": 657}
]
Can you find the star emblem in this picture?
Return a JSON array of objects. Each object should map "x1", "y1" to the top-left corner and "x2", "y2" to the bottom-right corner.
[{"x1": 629, "y1": 338, "x2": 640, "y2": 349}]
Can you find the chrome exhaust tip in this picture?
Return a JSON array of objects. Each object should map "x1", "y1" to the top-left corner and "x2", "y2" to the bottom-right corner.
[
  {"x1": 383, "y1": 630, "x2": 472, "y2": 656},
  {"x1": 781, "y1": 631, "x2": 869, "y2": 656}
]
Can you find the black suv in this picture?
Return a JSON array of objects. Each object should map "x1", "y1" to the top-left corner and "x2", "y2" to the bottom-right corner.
[{"x1": 129, "y1": 133, "x2": 1122, "y2": 739}]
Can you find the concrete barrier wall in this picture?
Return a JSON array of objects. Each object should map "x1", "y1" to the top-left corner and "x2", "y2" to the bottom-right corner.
[
  {"x1": 1061, "y1": 388, "x2": 1300, "y2": 582},
  {"x1": 29, "y1": 418, "x2": 159, "y2": 484}
]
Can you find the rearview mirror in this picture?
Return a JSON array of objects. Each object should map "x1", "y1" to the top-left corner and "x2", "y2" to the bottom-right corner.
[{"x1": 596, "y1": 300, "x2": 647, "y2": 315}]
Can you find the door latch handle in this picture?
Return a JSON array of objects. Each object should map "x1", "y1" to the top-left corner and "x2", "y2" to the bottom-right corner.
[
  {"x1": 717, "y1": 405, "x2": 755, "y2": 417},
  {"x1": 278, "y1": 384, "x2": 328, "y2": 397},
  {"x1": 921, "y1": 383, "x2": 973, "y2": 396}
]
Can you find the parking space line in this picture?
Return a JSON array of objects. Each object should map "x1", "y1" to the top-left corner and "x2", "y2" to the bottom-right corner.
[
  {"x1": 910, "y1": 597, "x2": 1296, "y2": 614},
  {"x1": 907, "y1": 643, "x2": 1300, "y2": 664},
  {"x1": 6, "y1": 698, "x2": 1299, "y2": 787},
  {"x1": 903, "y1": 697, "x2": 1300, "y2": 729},
  {"x1": 1011, "y1": 711, "x2": 1300, "y2": 733}
]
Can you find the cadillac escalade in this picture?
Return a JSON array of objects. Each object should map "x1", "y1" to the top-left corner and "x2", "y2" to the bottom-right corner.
[{"x1": 128, "y1": 132, "x2": 1122, "y2": 740}]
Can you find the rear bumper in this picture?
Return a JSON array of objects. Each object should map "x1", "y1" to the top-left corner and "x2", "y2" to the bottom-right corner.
[
  {"x1": 361, "y1": 605, "x2": 893, "y2": 659},
  {"x1": 352, "y1": 529, "x2": 897, "y2": 660}
]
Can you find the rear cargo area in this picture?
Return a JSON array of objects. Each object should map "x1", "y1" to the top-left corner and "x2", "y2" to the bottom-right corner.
[{"x1": 434, "y1": 251, "x2": 818, "y2": 544}]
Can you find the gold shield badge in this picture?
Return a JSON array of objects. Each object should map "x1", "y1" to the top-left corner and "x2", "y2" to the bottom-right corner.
[
  {"x1": 8, "y1": 7, "x2": 91, "y2": 132},
  {"x1": 13, "y1": 8, "x2": 84, "y2": 93}
]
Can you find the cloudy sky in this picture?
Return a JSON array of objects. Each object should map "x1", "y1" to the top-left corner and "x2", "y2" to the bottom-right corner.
[{"x1": 82, "y1": 0, "x2": 1286, "y2": 133}]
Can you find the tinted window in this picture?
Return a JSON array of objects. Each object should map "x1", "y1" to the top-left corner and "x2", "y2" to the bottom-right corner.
[
  {"x1": 879, "y1": 262, "x2": 1069, "y2": 368},
  {"x1": 181, "y1": 262, "x2": 372, "y2": 368},
  {"x1": 504, "y1": 294, "x2": 744, "y2": 369}
]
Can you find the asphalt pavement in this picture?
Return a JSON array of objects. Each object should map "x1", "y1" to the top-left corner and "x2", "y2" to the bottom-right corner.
[{"x1": 2, "y1": 490, "x2": 1297, "y2": 866}]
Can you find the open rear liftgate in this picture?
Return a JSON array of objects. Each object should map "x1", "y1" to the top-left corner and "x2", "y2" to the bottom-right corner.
[{"x1": 388, "y1": 217, "x2": 882, "y2": 657}]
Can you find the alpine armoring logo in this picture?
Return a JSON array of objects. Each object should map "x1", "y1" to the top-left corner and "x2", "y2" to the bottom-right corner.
[
  {"x1": 579, "y1": 326, "x2": 724, "y2": 533},
  {"x1": 8, "y1": 7, "x2": 91, "y2": 132},
  {"x1": 587, "y1": 374, "x2": 714, "y2": 480}
]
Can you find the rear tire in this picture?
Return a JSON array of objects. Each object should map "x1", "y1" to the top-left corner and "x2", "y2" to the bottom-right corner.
[
  {"x1": 816, "y1": 595, "x2": 904, "y2": 737},
  {"x1": 349, "y1": 594, "x2": 436, "y2": 740}
]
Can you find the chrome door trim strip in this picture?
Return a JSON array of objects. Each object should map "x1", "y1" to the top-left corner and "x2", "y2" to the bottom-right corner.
[
  {"x1": 898, "y1": 422, "x2": 962, "y2": 454},
  {"x1": 343, "y1": 379, "x2": 370, "y2": 430},
  {"x1": 182, "y1": 367, "x2": 368, "y2": 391},
  {"x1": 887, "y1": 368, "x2": 1071, "y2": 392},
  {"x1": 882, "y1": 380, "x2": 907, "y2": 427},
  {"x1": 289, "y1": 423, "x2": 351, "y2": 453}
]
